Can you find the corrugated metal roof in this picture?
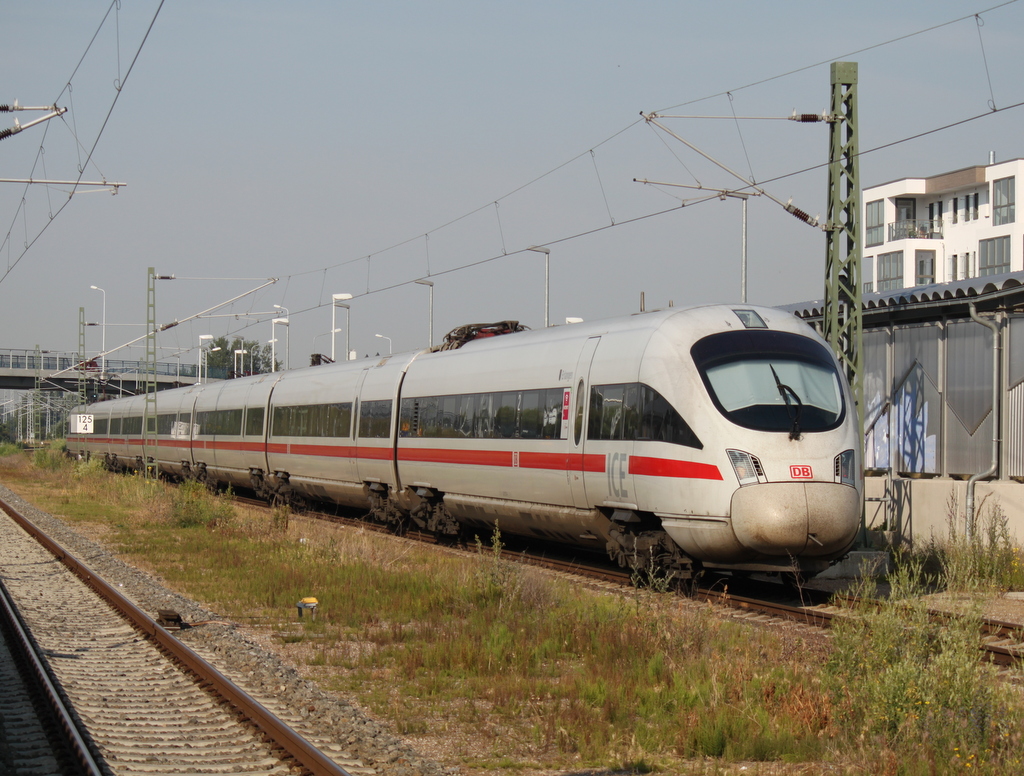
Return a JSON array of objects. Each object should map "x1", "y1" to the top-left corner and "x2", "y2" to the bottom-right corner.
[{"x1": 783, "y1": 270, "x2": 1024, "y2": 320}]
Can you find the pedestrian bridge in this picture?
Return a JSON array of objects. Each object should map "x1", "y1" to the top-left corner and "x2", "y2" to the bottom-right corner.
[{"x1": 0, "y1": 348, "x2": 226, "y2": 394}]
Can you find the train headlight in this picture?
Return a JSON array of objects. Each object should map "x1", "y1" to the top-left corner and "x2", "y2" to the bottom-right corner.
[
  {"x1": 834, "y1": 449, "x2": 857, "y2": 487},
  {"x1": 727, "y1": 449, "x2": 764, "y2": 486}
]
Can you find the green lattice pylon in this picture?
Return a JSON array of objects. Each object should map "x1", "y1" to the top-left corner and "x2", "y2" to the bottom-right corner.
[{"x1": 823, "y1": 61, "x2": 863, "y2": 431}]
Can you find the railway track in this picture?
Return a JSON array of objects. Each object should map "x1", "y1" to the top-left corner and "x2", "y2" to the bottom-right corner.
[
  {"x1": 0, "y1": 494, "x2": 362, "y2": 776},
  {"x1": 0, "y1": 574, "x2": 97, "y2": 775}
]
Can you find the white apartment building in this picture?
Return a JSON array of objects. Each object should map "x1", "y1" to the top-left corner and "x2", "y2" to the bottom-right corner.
[{"x1": 862, "y1": 157, "x2": 1020, "y2": 292}]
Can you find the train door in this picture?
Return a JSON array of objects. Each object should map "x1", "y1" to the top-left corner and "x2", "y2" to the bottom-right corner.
[{"x1": 568, "y1": 336, "x2": 600, "y2": 509}]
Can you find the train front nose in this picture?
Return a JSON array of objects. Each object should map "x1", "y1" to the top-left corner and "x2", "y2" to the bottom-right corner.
[{"x1": 730, "y1": 482, "x2": 860, "y2": 557}]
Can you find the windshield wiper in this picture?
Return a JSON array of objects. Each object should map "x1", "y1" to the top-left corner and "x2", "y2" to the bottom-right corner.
[{"x1": 770, "y1": 365, "x2": 803, "y2": 440}]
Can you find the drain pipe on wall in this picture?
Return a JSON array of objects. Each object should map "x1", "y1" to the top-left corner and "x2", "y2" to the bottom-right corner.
[{"x1": 966, "y1": 302, "x2": 1001, "y2": 539}]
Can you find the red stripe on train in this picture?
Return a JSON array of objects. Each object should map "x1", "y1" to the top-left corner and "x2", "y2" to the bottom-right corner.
[{"x1": 629, "y1": 455, "x2": 723, "y2": 480}]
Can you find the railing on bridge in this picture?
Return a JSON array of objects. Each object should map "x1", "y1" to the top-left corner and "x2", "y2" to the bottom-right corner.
[{"x1": 0, "y1": 349, "x2": 227, "y2": 380}]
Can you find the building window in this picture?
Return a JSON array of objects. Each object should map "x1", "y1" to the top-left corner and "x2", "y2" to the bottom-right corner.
[
  {"x1": 979, "y1": 235, "x2": 1011, "y2": 276},
  {"x1": 915, "y1": 250, "x2": 935, "y2": 285},
  {"x1": 877, "y1": 251, "x2": 904, "y2": 292},
  {"x1": 866, "y1": 199, "x2": 884, "y2": 247},
  {"x1": 968, "y1": 192, "x2": 979, "y2": 221},
  {"x1": 927, "y1": 200, "x2": 944, "y2": 234},
  {"x1": 863, "y1": 256, "x2": 874, "y2": 293},
  {"x1": 993, "y1": 177, "x2": 1015, "y2": 225},
  {"x1": 952, "y1": 196, "x2": 958, "y2": 224}
]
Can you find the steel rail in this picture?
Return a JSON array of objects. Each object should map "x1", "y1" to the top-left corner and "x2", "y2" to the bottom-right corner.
[
  {"x1": 0, "y1": 495, "x2": 352, "y2": 776},
  {"x1": 0, "y1": 574, "x2": 104, "y2": 776}
]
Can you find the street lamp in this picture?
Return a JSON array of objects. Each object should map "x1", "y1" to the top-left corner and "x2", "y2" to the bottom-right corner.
[
  {"x1": 375, "y1": 333, "x2": 392, "y2": 355},
  {"x1": 527, "y1": 246, "x2": 550, "y2": 328},
  {"x1": 414, "y1": 279, "x2": 434, "y2": 347},
  {"x1": 332, "y1": 293, "x2": 352, "y2": 362},
  {"x1": 89, "y1": 285, "x2": 106, "y2": 376},
  {"x1": 273, "y1": 305, "x2": 290, "y2": 369},
  {"x1": 718, "y1": 192, "x2": 750, "y2": 303},
  {"x1": 198, "y1": 334, "x2": 213, "y2": 384},
  {"x1": 207, "y1": 347, "x2": 221, "y2": 382},
  {"x1": 271, "y1": 318, "x2": 289, "y2": 371},
  {"x1": 234, "y1": 349, "x2": 248, "y2": 377}
]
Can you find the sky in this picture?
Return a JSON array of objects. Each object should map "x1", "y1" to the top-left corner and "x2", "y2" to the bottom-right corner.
[{"x1": 3, "y1": 0, "x2": 1023, "y2": 373}]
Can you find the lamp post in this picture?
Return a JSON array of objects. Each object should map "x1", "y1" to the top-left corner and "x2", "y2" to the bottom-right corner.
[
  {"x1": 205, "y1": 346, "x2": 221, "y2": 383},
  {"x1": 273, "y1": 305, "x2": 290, "y2": 369},
  {"x1": 527, "y1": 246, "x2": 550, "y2": 328},
  {"x1": 89, "y1": 285, "x2": 106, "y2": 376},
  {"x1": 720, "y1": 192, "x2": 750, "y2": 303},
  {"x1": 271, "y1": 318, "x2": 289, "y2": 371},
  {"x1": 332, "y1": 293, "x2": 352, "y2": 361},
  {"x1": 414, "y1": 279, "x2": 434, "y2": 347},
  {"x1": 198, "y1": 334, "x2": 213, "y2": 384},
  {"x1": 375, "y1": 333, "x2": 392, "y2": 355},
  {"x1": 234, "y1": 349, "x2": 248, "y2": 378}
]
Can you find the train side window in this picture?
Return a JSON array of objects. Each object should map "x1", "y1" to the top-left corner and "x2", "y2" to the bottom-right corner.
[
  {"x1": 541, "y1": 388, "x2": 563, "y2": 439},
  {"x1": 439, "y1": 394, "x2": 461, "y2": 437},
  {"x1": 359, "y1": 399, "x2": 392, "y2": 438},
  {"x1": 519, "y1": 390, "x2": 543, "y2": 439},
  {"x1": 456, "y1": 394, "x2": 475, "y2": 437},
  {"x1": 399, "y1": 398, "x2": 416, "y2": 436},
  {"x1": 495, "y1": 391, "x2": 518, "y2": 438},
  {"x1": 245, "y1": 406, "x2": 265, "y2": 436},
  {"x1": 639, "y1": 385, "x2": 702, "y2": 449},
  {"x1": 223, "y1": 409, "x2": 243, "y2": 436},
  {"x1": 589, "y1": 383, "x2": 635, "y2": 441},
  {"x1": 95, "y1": 417, "x2": 108, "y2": 435},
  {"x1": 621, "y1": 383, "x2": 640, "y2": 439},
  {"x1": 157, "y1": 413, "x2": 176, "y2": 435},
  {"x1": 325, "y1": 403, "x2": 352, "y2": 437},
  {"x1": 573, "y1": 380, "x2": 585, "y2": 446},
  {"x1": 476, "y1": 394, "x2": 494, "y2": 438},
  {"x1": 418, "y1": 396, "x2": 439, "y2": 437},
  {"x1": 110, "y1": 417, "x2": 122, "y2": 435}
]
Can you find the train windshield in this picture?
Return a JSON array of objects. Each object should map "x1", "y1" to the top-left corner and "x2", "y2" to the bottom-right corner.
[{"x1": 691, "y1": 330, "x2": 845, "y2": 435}]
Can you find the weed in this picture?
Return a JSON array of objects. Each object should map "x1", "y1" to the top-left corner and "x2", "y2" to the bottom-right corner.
[
  {"x1": 33, "y1": 446, "x2": 69, "y2": 472},
  {"x1": 171, "y1": 480, "x2": 234, "y2": 528},
  {"x1": 8, "y1": 453, "x2": 1024, "y2": 774},
  {"x1": 0, "y1": 441, "x2": 25, "y2": 457},
  {"x1": 826, "y1": 556, "x2": 1021, "y2": 771},
  {"x1": 908, "y1": 490, "x2": 1024, "y2": 594}
]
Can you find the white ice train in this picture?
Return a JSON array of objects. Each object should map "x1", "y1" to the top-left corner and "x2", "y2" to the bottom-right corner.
[{"x1": 67, "y1": 304, "x2": 862, "y2": 579}]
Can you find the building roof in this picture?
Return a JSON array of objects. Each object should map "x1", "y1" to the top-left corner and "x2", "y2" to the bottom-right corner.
[{"x1": 783, "y1": 270, "x2": 1024, "y2": 324}]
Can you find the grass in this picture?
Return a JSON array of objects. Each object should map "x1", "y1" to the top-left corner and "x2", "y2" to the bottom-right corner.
[{"x1": 3, "y1": 444, "x2": 1024, "y2": 774}]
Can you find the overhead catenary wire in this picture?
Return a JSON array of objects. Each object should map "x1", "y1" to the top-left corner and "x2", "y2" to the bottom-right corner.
[
  {"x1": 0, "y1": 0, "x2": 166, "y2": 286},
  {"x1": 7, "y1": 0, "x2": 1023, "y2": 360}
]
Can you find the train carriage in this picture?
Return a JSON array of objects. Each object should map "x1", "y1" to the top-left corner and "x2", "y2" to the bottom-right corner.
[{"x1": 67, "y1": 303, "x2": 862, "y2": 579}]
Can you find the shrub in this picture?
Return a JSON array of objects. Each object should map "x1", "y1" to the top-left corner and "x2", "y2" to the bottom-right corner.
[
  {"x1": 0, "y1": 442, "x2": 24, "y2": 457},
  {"x1": 918, "y1": 490, "x2": 1024, "y2": 594},
  {"x1": 171, "y1": 480, "x2": 234, "y2": 528},
  {"x1": 33, "y1": 446, "x2": 70, "y2": 472},
  {"x1": 826, "y1": 558, "x2": 1021, "y2": 770}
]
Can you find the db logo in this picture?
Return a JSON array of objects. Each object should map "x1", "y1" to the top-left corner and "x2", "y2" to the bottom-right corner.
[{"x1": 790, "y1": 465, "x2": 813, "y2": 479}]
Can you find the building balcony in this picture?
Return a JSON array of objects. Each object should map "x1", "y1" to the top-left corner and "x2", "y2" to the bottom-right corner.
[{"x1": 888, "y1": 219, "x2": 943, "y2": 241}]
